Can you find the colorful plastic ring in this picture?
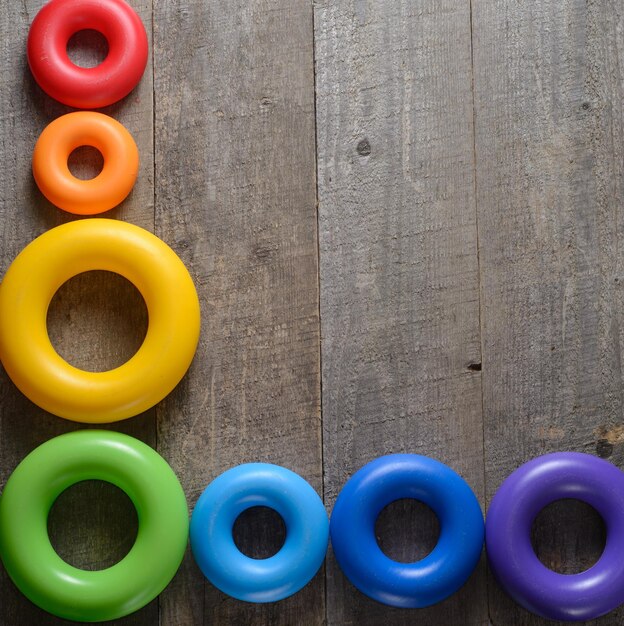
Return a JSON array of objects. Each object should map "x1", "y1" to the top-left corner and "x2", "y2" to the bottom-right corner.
[
  {"x1": 0, "y1": 430, "x2": 188, "y2": 622},
  {"x1": 27, "y1": 0, "x2": 148, "y2": 108},
  {"x1": 330, "y1": 454, "x2": 484, "y2": 608},
  {"x1": 33, "y1": 112, "x2": 139, "y2": 215},
  {"x1": 486, "y1": 452, "x2": 624, "y2": 621},
  {"x1": 0, "y1": 219, "x2": 200, "y2": 423},
  {"x1": 190, "y1": 464, "x2": 328, "y2": 602}
]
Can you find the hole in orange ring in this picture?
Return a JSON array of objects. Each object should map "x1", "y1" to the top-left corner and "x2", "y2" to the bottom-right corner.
[{"x1": 68, "y1": 146, "x2": 104, "y2": 180}]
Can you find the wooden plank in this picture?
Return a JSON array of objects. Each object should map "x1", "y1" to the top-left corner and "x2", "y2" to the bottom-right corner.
[
  {"x1": 0, "y1": 1, "x2": 155, "y2": 624},
  {"x1": 472, "y1": 0, "x2": 624, "y2": 623},
  {"x1": 314, "y1": 1, "x2": 486, "y2": 624},
  {"x1": 152, "y1": 1, "x2": 322, "y2": 624}
]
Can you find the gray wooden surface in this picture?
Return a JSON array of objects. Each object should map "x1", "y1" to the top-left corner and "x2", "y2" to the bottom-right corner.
[
  {"x1": 315, "y1": 1, "x2": 486, "y2": 624},
  {"x1": 473, "y1": 1, "x2": 624, "y2": 624},
  {"x1": 0, "y1": 0, "x2": 622, "y2": 624}
]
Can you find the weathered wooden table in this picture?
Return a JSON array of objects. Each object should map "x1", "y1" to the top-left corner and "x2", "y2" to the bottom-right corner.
[{"x1": 1, "y1": 1, "x2": 622, "y2": 624}]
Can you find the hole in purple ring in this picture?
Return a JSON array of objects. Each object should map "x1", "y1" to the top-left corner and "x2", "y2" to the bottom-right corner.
[{"x1": 531, "y1": 499, "x2": 606, "y2": 574}]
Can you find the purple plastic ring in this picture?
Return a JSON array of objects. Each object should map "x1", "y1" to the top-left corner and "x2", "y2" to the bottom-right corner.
[{"x1": 486, "y1": 452, "x2": 624, "y2": 621}]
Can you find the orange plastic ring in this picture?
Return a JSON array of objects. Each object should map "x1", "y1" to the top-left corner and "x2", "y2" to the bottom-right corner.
[{"x1": 32, "y1": 111, "x2": 139, "y2": 215}]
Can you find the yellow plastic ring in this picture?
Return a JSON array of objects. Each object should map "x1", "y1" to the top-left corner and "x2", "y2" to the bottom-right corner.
[
  {"x1": 32, "y1": 112, "x2": 139, "y2": 215},
  {"x1": 0, "y1": 219, "x2": 201, "y2": 423}
]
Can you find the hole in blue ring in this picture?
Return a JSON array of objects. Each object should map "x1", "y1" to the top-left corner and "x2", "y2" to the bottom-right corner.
[
  {"x1": 375, "y1": 499, "x2": 440, "y2": 563},
  {"x1": 530, "y1": 499, "x2": 606, "y2": 574},
  {"x1": 48, "y1": 480, "x2": 138, "y2": 571},
  {"x1": 233, "y1": 506, "x2": 286, "y2": 560}
]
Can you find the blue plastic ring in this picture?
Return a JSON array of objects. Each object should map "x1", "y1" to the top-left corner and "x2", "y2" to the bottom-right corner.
[
  {"x1": 190, "y1": 463, "x2": 329, "y2": 602},
  {"x1": 330, "y1": 454, "x2": 484, "y2": 608}
]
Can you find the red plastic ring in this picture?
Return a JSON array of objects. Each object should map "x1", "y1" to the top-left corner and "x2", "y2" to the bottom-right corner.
[{"x1": 27, "y1": 0, "x2": 148, "y2": 109}]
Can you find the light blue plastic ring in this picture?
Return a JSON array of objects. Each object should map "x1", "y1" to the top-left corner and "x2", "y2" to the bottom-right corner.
[
  {"x1": 330, "y1": 454, "x2": 484, "y2": 608},
  {"x1": 190, "y1": 463, "x2": 328, "y2": 602}
]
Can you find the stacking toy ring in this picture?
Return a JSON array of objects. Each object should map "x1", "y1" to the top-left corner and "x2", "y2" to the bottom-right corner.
[
  {"x1": 33, "y1": 112, "x2": 139, "y2": 215},
  {"x1": 27, "y1": 0, "x2": 148, "y2": 108},
  {"x1": 0, "y1": 219, "x2": 200, "y2": 423},
  {"x1": 190, "y1": 464, "x2": 328, "y2": 602},
  {"x1": 486, "y1": 452, "x2": 624, "y2": 621},
  {"x1": 0, "y1": 430, "x2": 188, "y2": 622},
  {"x1": 330, "y1": 454, "x2": 484, "y2": 608}
]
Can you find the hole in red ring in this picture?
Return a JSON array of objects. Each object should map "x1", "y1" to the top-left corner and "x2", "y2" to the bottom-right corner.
[
  {"x1": 375, "y1": 498, "x2": 440, "y2": 563},
  {"x1": 233, "y1": 506, "x2": 286, "y2": 560},
  {"x1": 66, "y1": 29, "x2": 109, "y2": 68},
  {"x1": 531, "y1": 499, "x2": 606, "y2": 574},
  {"x1": 47, "y1": 271, "x2": 148, "y2": 372},
  {"x1": 68, "y1": 146, "x2": 104, "y2": 180},
  {"x1": 48, "y1": 480, "x2": 138, "y2": 571}
]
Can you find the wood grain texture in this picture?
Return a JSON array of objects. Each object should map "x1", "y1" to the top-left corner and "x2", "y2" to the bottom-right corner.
[
  {"x1": 0, "y1": 0, "x2": 155, "y2": 624},
  {"x1": 314, "y1": 1, "x2": 487, "y2": 624},
  {"x1": 2, "y1": 0, "x2": 624, "y2": 624},
  {"x1": 153, "y1": 0, "x2": 322, "y2": 624},
  {"x1": 472, "y1": 0, "x2": 624, "y2": 624}
]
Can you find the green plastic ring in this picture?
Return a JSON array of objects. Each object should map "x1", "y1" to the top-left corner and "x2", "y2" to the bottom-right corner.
[{"x1": 0, "y1": 430, "x2": 189, "y2": 622}]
